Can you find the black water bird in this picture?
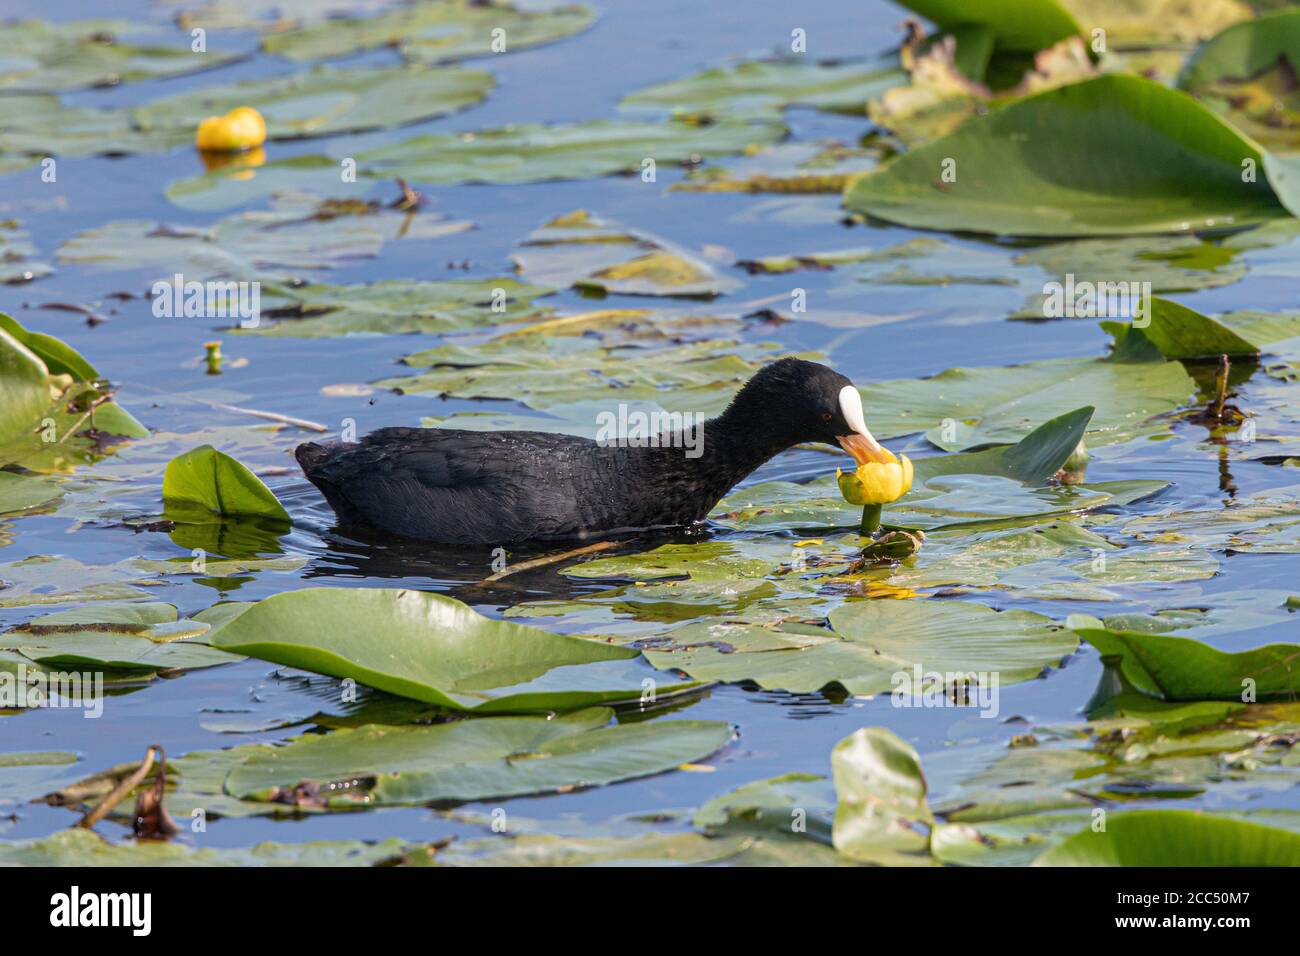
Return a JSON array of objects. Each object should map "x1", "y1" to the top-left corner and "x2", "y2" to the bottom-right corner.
[{"x1": 296, "y1": 358, "x2": 889, "y2": 545}]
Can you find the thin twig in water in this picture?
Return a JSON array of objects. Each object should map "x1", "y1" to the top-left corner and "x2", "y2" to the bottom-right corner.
[
  {"x1": 209, "y1": 402, "x2": 328, "y2": 433},
  {"x1": 472, "y1": 540, "x2": 622, "y2": 586},
  {"x1": 76, "y1": 745, "x2": 157, "y2": 830}
]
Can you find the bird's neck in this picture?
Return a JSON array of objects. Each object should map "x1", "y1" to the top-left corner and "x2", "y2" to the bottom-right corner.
[{"x1": 623, "y1": 405, "x2": 800, "y2": 523}]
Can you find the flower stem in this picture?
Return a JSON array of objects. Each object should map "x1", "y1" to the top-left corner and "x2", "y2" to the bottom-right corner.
[{"x1": 860, "y1": 503, "x2": 882, "y2": 536}]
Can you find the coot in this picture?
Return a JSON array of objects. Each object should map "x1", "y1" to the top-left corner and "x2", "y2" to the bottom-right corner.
[{"x1": 296, "y1": 358, "x2": 889, "y2": 545}]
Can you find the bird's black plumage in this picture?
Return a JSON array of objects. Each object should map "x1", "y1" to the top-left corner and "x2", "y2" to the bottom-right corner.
[{"x1": 297, "y1": 358, "x2": 864, "y2": 545}]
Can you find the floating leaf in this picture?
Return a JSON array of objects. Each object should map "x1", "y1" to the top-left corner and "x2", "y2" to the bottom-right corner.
[
  {"x1": 831, "y1": 727, "x2": 933, "y2": 865},
  {"x1": 894, "y1": 0, "x2": 1082, "y2": 54},
  {"x1": 1069, "y1": 614, "x2": 1300, "y2": 701},
  {"x1": 0, "y1": 601, "x2": 243, "y2": 675},
  {"x1": 1180, "y1": 9, "x2": 1300, "y2": 152},
  {"x1": 622, "y1": 57, "x2": 903, "y2": 116},
  {"x1": 162, "y1": 445, "x2": 290, "y2": 522},
  {"x1": 0, "y1": 220, "x2": 51, "y2": 284},
  {"x1": 857, "y1": 344, "x2": 1194, "y2": 451},
  {"x1": 594, "y1": 594, "x2": 1074, "y2": 697},
  {"x1": 380, "y1": 336, "x2": 800, "y2": 416},
  {"x1": 1035, "y1": 809, "x2": 1300, "y2": 865},
  {"x1": 223, "y1": 707, "x2": 731, "y2": 805},
  {"x1": 671, "y1": 141, "x2": 881, "y2": 194},
  {"x1": 1121, "y1": 484, "x2": 1300, "y2": 553},
  {"x1": 208, "y1": 587, "x2": 705, "y2": 712},
  {"x1": 433, "y1": 831, "x2": 749, "y2": 867},
  {"x1": 0, "y1": 751, "x2": 79, "y2": 805},
  {"x1": 0, "y1": 19, "x2": 240, "y2": 91},
  {"x1": 513, "y1": 210, "x2": 738, "y2": 298},
  {"x1": 0, "y1": 472, "x2": 62, "y2": 516},
  {"x1": 352, "y1": 117, "x2": 785, "y2": 185},
  {"x1": 165, "y1": 117, "x2": 784, "y2": 209},
  {"x1": 170, "y1": 0, "x2": 404, "y2": 32},
  {"x1": 0, "y1": 556, "x2": 161, "y2": 609},
  {"x1": 244, "y1": 277, "x2": 552, "y2": 337},
  {"x1": 846, "y1": 74, "x2": 1296, "y2": 237},
  {"x1": 261, "y1": 0, "x2": 596, "y2": 64},
  {"x1": 0, "y1": 315, "x2": 147, "y2": 473},
  {"x1": 59, "y1": 189, "x2": 473, "y2": 285},
  {"x1": 0, "y1": 93, "x2": 179, "y2": 158},
  {"x1": 0, "y1": 827, "x2": 414, "y2": 866},
  {"x1": 132, "y1": 64, "x2": 494, "y2": 141}
]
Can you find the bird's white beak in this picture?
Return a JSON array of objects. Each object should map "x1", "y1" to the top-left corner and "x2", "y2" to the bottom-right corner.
[{"x1": 835, "y1": 385, "x2": 891, "y2": 465}]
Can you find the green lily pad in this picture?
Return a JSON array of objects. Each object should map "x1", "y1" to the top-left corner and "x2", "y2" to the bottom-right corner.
[
  {"x1": 1179, "y1": 9, "x2": 1300, "y2": 152},
  {"x1": 895, "y1": 0, "x2": 1082, "y2": 54},
  {"x1": 933, "y1": 811, "x2": 1093, "y2": 866},
  {"x1": 261, "y1": 0, "x2": 596, "y2": 64},
  {"x1": 858, "y1": 347, "x2": 1194, "y2": 451},
  {"x1": 694, "y1": 772, "x2": 836, "y2": 838},
  {"x1": 351, "y1": 116, "x2": 786, "y2": 185},
  {"x1": 164, "y1": 155, "x2": 371, "y2": 213},
  {"x1": 0, "y1": 19, "x2": 240, "y2": 92},
  {"x1": 0, "y1": 93, "x2": 178, "y2": 158},
  {"x1": 1104, "y1": 296, "x2": 1259, "y2": 361},
  {"x1": 513, "y1": 210, "x2": 738, "y2": 298},
  {"x1": 1121, "y1": 484, "x2": 1300, "y2": 553},
  {"x1": 0, "y1": 827, "x2": 415, "y2": 866},
  {"x1": 132, "y1": 64, "x2": 494, "y2": 141},
  {"x1": 0, "y1": 472, "x2": 62, "y2": 516},
  {"x1": 172, "y1": 0, "x2": 404, "y2": 33},
  {"x1": 871, "y1": 518, "x2": 1217, "y2": 602},
  {"x1": 1063, "y1": 0, "x2": 1252, "y2": 48},
  {"x1": 223, "y1": 706, "x2": 732, "y2": 805},
  {"x1": 831, "y1": 727, "x2": 933, "y2": 865},
  {"x1": 0, "y1": 556, "x2": 162, "y2": 609},
  {"x1": 380, "y1": 336, "x2": 801, "y2": 416},
  {"x1": 0, "y1": 751, "x2": 79, "y2": 805},
  {"x1": 672, "y1": 141, "x2": 881, "y2": 194},
  {"x1": 1069, "y1": 614, "x2": 1300, "y2": 701},
  {"x1": 0, "y1": 601, "x2": 242, "y2": 674},
  {"x1": 845, "y1": 74, "x2": 1296, "y2": 237},
  {"x1": 242, "y1": 278, "x2": 553, "y2": 337},
  {"x1": 208, "y1": 586, "x2": 703, "y2": 712},
  {"x1": 1035, "y1": 809, "x2": 1300, "y2": 865},
  {"x1": 0, "y1": 220, "x2": 51, "y2": 284},
  {"x1": 60, "y1": 190, "x2": 473, "y2": 285},
  {"x1": 0, "y1": 315, "x2": 148, "y2": 473},
  {"x1": 621, "y1": 57, "x2": 903, "y2": 116},
  {"x1": 162, "y1": 445, "x2": 290, "y2": 523},
  {"x1": 432, "y1": 831, "x2": 749, "y2": 867},
  {"x1": 165, "y1": 117, "x2": 784, "y2": 209},
  {"x1": 601, "y1": 595, "x2": 1073, "y2": 697}
]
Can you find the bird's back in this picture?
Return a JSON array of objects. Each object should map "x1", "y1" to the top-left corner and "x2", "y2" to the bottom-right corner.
[{"x1": 296, "y1": 426, "x2": 645, "y2": 544}]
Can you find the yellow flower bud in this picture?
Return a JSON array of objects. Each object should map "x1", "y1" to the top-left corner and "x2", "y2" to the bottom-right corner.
[
  {"x1": 195, "y1": 107, "x2": 267, "y2": 152},
  {"x1": 837, "y1": 448, "x2": 914, "y2": 505}
]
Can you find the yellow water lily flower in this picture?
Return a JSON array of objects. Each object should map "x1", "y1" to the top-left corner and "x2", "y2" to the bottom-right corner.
[
  {"x1": 837, "y1": 447, "x2": 914, "y2": 506},
  {"x1": 195, "y1": 107, "x2": 267, "y2": 152}
]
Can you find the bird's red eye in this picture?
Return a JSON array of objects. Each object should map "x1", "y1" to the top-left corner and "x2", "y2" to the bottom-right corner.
[{"x1": 821, "y1": 411, "x2": 834, "y2": 423}]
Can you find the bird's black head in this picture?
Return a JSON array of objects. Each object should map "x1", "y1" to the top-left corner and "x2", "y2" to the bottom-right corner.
[{"x1": 720, "y1": 358, "x2": 890, "y2": 463}]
